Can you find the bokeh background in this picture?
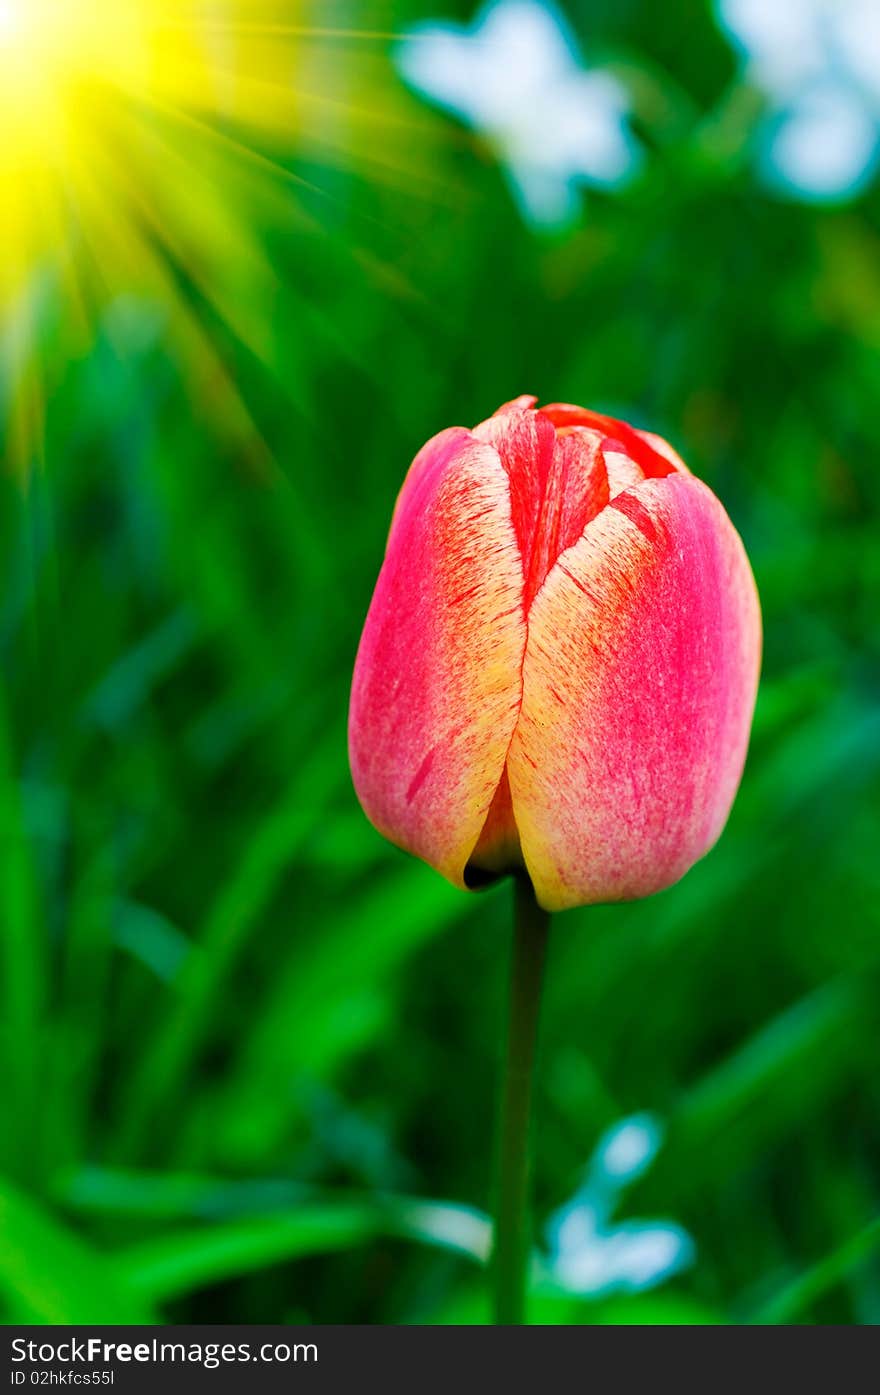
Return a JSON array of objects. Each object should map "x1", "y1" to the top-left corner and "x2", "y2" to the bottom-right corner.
[{"x1": 2, "y1": 0, "x2": 879, "y2": 1325}]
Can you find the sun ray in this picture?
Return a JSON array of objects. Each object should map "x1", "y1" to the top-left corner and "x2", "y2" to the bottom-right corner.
[{"x1": 0, "y1": 0, "x2": 442, "y2": 479}]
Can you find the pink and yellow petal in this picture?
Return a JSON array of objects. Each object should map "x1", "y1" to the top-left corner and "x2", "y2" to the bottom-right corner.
[
  {"x1": 474, "y1": 408, "x2": 609, "y2": 609},
  {"x1": 538, "y1": 403, "x2": 681, "y2": 481},
  {"x1": 349, "y1": 428, "x2": 527, "y2": 889},
  {"x1": 507, "y1": 474, "x2": 761, "y2": 911}
]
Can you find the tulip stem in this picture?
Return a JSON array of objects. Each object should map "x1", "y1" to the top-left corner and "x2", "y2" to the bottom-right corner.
[{"x1": 491, "y1": 874, "x2": 550, "y2": 1325}]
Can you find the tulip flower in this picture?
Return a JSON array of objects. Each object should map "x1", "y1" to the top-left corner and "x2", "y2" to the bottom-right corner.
[
  {"x1": 349, "y1": 395, "x2": 760, "y2": 1325},
  {"x1": 349, "y1": 395, "x2": 761, "y2": 913}
]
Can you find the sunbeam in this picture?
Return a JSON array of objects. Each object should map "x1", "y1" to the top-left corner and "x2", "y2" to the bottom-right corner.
[{"x1": 0, "y1": 1, "x2": 429, "y2": 478}]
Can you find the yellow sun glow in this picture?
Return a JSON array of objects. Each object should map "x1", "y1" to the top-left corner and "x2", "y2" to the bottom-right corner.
[{"x1": 0, "y1": 2, "x2": 426, "y2": 477}]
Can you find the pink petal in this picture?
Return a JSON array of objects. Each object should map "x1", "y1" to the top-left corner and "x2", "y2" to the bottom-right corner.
[
  {"x1": 539, "y1": 403, "x2": 681, "y2": 480},
  {"x1": 493, "y1": 394, "x2": 539, "y2": 415},
  {"x1": 349, "y1": 428, "x2": 527, "y2": 889},
  {"x1": 507, "y1": 474, "x2": 761, "y2": 910},
  {"x1": 474, "y1": 409, "x2": 609, "y2": 610}
]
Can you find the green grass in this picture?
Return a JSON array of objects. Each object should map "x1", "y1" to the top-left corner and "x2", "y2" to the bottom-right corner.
[{"x1": 1, "y1": 0, "x2": 880, "y2": 1325}]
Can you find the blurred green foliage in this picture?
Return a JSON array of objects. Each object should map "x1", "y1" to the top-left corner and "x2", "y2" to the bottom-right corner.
[{"x1": 2, "y1": 0, "x2": 880, "y2": 1325}]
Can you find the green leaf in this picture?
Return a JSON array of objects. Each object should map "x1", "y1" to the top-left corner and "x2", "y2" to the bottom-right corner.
[
  {"x1": 0, "y1": 1179, "x2": 156, "y2": 1323},
  {"x1": 208, "y1": 862, "x2": 466, "y2": 1166},
  {"x1": 753, "y1": 1217, "x2": 880, "y2": 1324},
  {"x1": 0, "y1": 702, "x2": 46, "y2": 1183},
  {"x1": 110, "y1": 1193, "x2": 490, "y2": 1302},
  {"x1": 117, "y1": 1204, "x2": 385, "y2": 1301}
]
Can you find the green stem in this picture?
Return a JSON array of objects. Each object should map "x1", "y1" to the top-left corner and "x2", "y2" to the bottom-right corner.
[{"x1": 491, "y1": 874, "x2": 551, "y2": 1325}]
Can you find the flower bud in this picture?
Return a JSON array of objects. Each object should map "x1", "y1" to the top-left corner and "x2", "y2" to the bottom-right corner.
[{"x1": 349, "y1": 397, "x2": 761, "y2": 911}]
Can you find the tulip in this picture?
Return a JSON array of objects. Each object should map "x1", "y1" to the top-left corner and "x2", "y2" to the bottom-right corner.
[
  {"x1": 349, "y1": 395, "x2": 761, "y2": 913},
  {"x1": 350, "y1": 395, "x2": 761, "y2": 1325}
]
